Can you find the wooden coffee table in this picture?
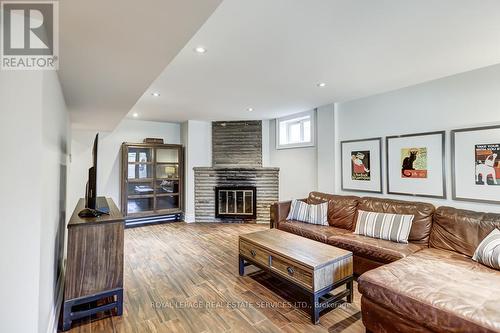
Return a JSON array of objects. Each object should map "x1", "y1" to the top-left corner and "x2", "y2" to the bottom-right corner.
[{"x1": 238, "y1": 229, "x2": 353, "y2": 324}]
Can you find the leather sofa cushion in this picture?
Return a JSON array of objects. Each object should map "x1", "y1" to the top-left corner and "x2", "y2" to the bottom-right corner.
[
  {"x1": 361, "y1": 296, "x2": 434, "y2": 333},
  {"x1": 358, "y1": 248, "x2": 500, "y2": 333},
  {"x1": 358, "y1": 197, "x2": 435, "y2": 245},
  {"x1": 328, "y1": 233, "x2": 424, "y2": 263},
  {"x1": 278, "y1": 220, "x2": 351, "y2": 243},
  {"x1": 353, "y1": 255, "x2": 384, "y2": 276},
  {"x1": 307, "y1": 192, "x2": 360, "y2": 230},
  {"x1": 430, "y1": 206, "x2": 500, "y2": 257}
]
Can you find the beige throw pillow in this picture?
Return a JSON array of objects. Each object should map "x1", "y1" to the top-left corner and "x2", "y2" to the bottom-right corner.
[
  {"x1": 472, "y1": 228, "x2": 500, "y2": 270},
  {"x1": 354, "y1": 210, "x2": 414, "y2": 244}
]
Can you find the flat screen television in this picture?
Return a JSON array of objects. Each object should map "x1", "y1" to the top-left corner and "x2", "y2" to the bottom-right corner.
[
  {"x1": 79, "y1": 133, "x2": 109, "y2": 217},
  {"x1": 85, "y1": 133, "x2": 99, "y2": 209}
]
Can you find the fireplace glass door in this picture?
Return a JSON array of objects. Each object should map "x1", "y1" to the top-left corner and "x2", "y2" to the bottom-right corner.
[{"x1": 216, "y1": 187, "x2": 256, "y2": 219}]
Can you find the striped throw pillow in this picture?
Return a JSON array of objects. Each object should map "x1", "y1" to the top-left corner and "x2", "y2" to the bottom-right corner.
[
  {"x1": 286, "y1": 200, "x2": 328, "y2": 226},
  {"x1": 472, "y1": 228, "x2": 500, "y2": 270},
  {"x1": 354, "y1": 210, "x2": 414, "y2": 243},
  {"x1": 305, "y1": 202, "x2": 328, "y2": 225},
  {"x1": 287, "y1": 200, "x2": 309, "y2": 222}
]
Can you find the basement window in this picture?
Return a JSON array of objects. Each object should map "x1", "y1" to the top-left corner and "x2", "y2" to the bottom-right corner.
[{"x1": 276, "y1": 110, "x2": 316, "y2": 149}]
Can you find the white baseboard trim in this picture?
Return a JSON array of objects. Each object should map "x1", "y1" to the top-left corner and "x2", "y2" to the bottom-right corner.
[
  {"x1": 46, "y1": 268, "x2": 65, "y2": 333},
  {"x1": 183, "y1": 212, "x2": 195, "y2": 223}
]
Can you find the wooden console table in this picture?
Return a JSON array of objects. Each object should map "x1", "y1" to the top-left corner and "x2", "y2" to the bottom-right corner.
[
  {"x1": 62, "y1": 197, "x2": 124, "y2": 331},
  {"x1": 239, "y1": 229, "x2": 353, "y2": 324}
]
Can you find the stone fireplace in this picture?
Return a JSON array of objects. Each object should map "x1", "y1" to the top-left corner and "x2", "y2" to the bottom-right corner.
[{"x1": 194, "y1": 121, "x2": 279, "y2": 223}]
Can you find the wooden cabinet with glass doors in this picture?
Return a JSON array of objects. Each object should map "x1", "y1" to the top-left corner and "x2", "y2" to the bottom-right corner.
[{"x1": 121, "y1": 143, "x2": 184, "y2": 218}]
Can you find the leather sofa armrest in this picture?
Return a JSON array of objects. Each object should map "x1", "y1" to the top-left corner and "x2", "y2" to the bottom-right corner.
[
  {"x1": 270, "y1": 198, "x2": 306, "y2": 228},
  {"x1": 270, "y1": 201, "x2": 291, "y2": 229}
]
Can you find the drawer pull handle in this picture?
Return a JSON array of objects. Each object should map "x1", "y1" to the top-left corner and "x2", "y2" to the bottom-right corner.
[
  {"x1": 250, "y1": 250, "x2": 256, "y2": 257},
  {"x1": 287, "y1": 267, "x2": 295, "y2": 275}
]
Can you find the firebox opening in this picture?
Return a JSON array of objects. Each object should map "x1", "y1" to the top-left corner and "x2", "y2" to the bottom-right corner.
[{"x1": 215, "y1": 186, "x2": 257, "y2": 219}]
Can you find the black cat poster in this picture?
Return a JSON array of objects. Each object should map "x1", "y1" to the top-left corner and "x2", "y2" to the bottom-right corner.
[
  {"x1": 401, "y1": 148, "x2": 427, "y2": 178},
  {"x1": 351, "y1": 151, "x2": 370, "y2": 181},
  {"x1": 475, "y1": 144, "x2": 500, "y2": 186}
]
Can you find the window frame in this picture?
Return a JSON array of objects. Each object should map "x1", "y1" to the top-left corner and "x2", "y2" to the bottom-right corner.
[{"x1": 275, "y1": 110, "x2": 316, "y2": 149}]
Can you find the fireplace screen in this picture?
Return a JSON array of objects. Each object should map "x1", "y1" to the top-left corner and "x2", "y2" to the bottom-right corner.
[{"x1": 215, "y1": 186, "x2": 257, "y2": 219}]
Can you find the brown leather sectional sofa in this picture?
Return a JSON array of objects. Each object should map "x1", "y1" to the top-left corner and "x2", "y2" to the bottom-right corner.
[{"x1": 270, "y1": 191, "x2": 500, "y2": 333}]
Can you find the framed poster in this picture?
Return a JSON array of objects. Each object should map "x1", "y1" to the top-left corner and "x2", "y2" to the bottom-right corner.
[
  {"x1": 386, "y1": 131, "x2": 446, "y2": 198},
  {"x1": 452, "y1": 125, "x2": 500, "y2": 204},
  {"x1": 341, "y1": 137, "x2": 382, "y2": 193}
]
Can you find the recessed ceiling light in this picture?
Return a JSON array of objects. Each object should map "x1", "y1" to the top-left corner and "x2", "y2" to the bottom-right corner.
[
  {"x1": 317, "y1": 82, "x2": 326, "y2": 87},
  {"x1": 247, "y1": 107, "x2": 254, "y2": 112},
  {"x1": 194, "y1": 46, "x2": 207, "y2": 54},
  {"x1": 132, "y1": 113, "x2": 139, "y2": 118},
  {"x1": 151, "y1": 92, "x2": 160, "y2": 97}
]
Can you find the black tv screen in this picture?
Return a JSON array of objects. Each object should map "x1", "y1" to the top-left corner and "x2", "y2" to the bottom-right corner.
[{"x1": 85, "y1": 133, "x2": 98, "y2": 209}]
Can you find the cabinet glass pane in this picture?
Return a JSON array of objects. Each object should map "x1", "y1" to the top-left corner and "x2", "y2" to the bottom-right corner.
[
  {"x1": 128, "y1": 197, "x2": 154, "y2": 214},
  {"x1": 156, "y1": 164, "x2": 178, "y2": 179},
  {"x1": 156, "y1": 149, "x2": 178, "y2": 163},
  {"x1": 128, "y1": 182, "x2": 154, "y2": 196},
  {"x1": 156, "y1": 195, "x2": 179, "y2": 210},
  {"x1": 156, "y1": 180, "x2": 179, "y2": 194},
  {"x1": 128, "y1": 147, "x2": 153, "y2": 163},
  {"x1": 128, "y1": 164, "x2": 153, "y2": 179}
]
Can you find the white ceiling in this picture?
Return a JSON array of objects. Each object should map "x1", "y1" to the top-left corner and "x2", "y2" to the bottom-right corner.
[
  {"x1": 129, "y1": 0, "x2": 500, "y2": 123},
  {"x1": 58, "y1": 0, "x2": 222, "y2": 130}
]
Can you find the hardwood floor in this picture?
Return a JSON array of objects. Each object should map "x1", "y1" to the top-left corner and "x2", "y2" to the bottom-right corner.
[{"x1": 67, "y1": 223, "x2": 364, "y2": 333}]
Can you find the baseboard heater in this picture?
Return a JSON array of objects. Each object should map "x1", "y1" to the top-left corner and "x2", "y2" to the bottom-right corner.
[{"x1": 125, "y1": 213, "x2": 181, "y2": 228}]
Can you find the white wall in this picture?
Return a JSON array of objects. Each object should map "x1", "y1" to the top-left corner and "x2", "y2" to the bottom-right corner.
[
  {"x1": 268, "y1": 65, "x2": 500, "y2": 214},
  {"x1": 269, "y1": 115, "x2": 318, "y2": 200},
  {"x1": 39, "y1": 71, "x2": 70, "y2": 333},
  {"x1": 0, "y1": 70, "x2": 69, "y2": 333},
  {"x1": 181, "y1": 120, "x2": 212, "y2": 222},
  {"x1": 336, "y1": 64, "x2": 500, "y2": 213},
  {"x1": 68, "y1": 119, "x2": 181, "y2": 214},
  {"x1": 0, "y1": 71, "x2": 43, "y2": 333},
  {"x1": 268, "y1": 106, "x2": 336, "y2": 200},
  {"x1": 316, "y1": 104, "x2": 336, "y2": 193}
]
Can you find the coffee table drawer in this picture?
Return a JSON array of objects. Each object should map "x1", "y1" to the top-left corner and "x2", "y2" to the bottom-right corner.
[
  {"x1": 270, "y1": 256, "x2": 313, "y2": 290},
  {"x1": 239, "y1": 240, "x2": 269, "y2": 267}
]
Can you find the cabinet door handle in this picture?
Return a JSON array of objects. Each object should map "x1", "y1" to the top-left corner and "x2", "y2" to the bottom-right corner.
[
  {"x1": 250, "y1": 250, "x2": 256, "y2": 257},
  {"x1": 287, "y1": 267, "x2": 294, "y2": 275}
]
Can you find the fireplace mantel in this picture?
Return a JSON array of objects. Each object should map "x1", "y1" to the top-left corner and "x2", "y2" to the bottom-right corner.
[{"x1": 194, "y1": 167, "x2": 280, "y2": 171}]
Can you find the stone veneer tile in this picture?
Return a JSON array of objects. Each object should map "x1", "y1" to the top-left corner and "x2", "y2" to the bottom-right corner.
[
  {"x1": 194, "y1": 167, "x2": 279, "y2": 224},
  {"x1": 212, "y1": 121, "x2": 262, "y2": 167}
]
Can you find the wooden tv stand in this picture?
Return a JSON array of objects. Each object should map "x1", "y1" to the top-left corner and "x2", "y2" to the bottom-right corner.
[{"x1": 62, "y1": 197, "x2": 124, "y2": 331}]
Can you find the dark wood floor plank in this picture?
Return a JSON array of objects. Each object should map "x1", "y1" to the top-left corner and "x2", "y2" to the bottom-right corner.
[{"x1": 68, "y1": 222, "x2": 364, "y2": 333}]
